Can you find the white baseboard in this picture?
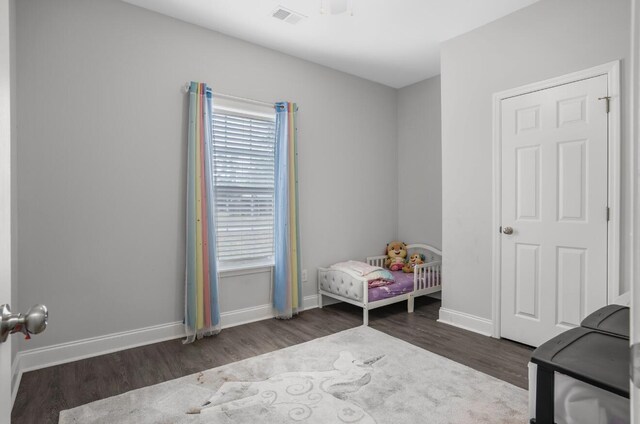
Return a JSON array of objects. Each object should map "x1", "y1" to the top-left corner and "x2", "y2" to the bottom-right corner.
[
  {"x1": 211, "y1": 295, "x2": 319, "y2": 329},
  {"x1": 10, "y1": 294, "x2": 321, "y2": 406},
  {"x1": 303, "y1": 294, "x2": 319, "y2": 309},
  {"x1": 18, "y1": 321, "x2": 186, "y2": 376},
  {"x1": 10, "y1": 319, "x2": 184, "y2": 409},
  {"x1": 427, "y1": 291, "x2": 442, "y2": 300},
  {"x1": 219, "y1": 304, "x2": 274, "y2": 329},
  {"x1": 438, "y1": 307, "x2": 493, "y2": 337},
  {"x1": 317, "y1": 293, "x2": 341, "y2": 307}
]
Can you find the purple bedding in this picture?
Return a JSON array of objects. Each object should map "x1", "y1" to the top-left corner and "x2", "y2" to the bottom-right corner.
[{"x1": 368, "y1": 271, "x2": 414, "y2": 302}]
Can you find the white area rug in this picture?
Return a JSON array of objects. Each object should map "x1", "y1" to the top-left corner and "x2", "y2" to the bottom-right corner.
[{"x1": 59, "y1": 326, "x2": 527, "y2": 423}]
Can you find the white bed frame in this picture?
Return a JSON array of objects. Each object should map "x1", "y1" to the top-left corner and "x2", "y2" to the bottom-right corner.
[{"x1": 317, "y1": 243, "x2": 442, "y2": 325}]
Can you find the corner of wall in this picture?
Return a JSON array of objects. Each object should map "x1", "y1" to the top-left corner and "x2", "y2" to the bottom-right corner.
[
  {"x1": 394, "y1": 85, "x2": 401, "y2": 240},
  {"x1": 396, "y1": 76, "x2": 443, "y2": 246}
]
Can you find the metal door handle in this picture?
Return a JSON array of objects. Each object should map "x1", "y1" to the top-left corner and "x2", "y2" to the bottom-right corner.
[
  {"x1": 0, "y1": 304, "x2": 48, "y2": 343},
  {"x1": 502, "y1": 227, "x2": 514, "y2": 235}
]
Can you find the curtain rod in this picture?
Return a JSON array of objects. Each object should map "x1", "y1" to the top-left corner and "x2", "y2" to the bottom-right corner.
[{"x1": 183, "y1": 83, "x2": 274, "y2": 108}]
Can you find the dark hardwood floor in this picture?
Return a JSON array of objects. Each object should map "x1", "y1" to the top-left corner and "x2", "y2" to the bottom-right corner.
[{"x1": 12, "y1": 297, "x2": 533, "y2": 423}]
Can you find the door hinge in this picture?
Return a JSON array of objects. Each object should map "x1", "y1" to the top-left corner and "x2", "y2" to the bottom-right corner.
[
  {"x1": 606, "y1": 207, "x2": 610, "y2": 221},
  {"x1": 598, "y1": 96, "x2": 611, "y2": 113}
]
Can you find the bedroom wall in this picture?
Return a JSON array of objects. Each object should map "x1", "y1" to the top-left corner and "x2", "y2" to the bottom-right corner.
[
  {"x1": 397, "y1": 76, "x2": 442, "y2": 248},
  {"x1": 440, "y1": 0, "x2": 631, "y2": 322},
  {"x1": 15, "y1": 0, "x2": 398, "y2": 351}
]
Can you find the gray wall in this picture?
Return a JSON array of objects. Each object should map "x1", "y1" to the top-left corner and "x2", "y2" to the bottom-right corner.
[
  {"x1": 441, "y1": 0, "x2": 632, "y2": 320},
  {"x1": 15, "y1": 0, "x2": 398, "y2": 350},
  {"x1": 397, "y1": 76, "x2": 442, "y2": 247}
]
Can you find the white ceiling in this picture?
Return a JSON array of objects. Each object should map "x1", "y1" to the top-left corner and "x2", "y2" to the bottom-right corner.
[{"x1": 122, "y1": 0, "x2": 539, "y2": 88}]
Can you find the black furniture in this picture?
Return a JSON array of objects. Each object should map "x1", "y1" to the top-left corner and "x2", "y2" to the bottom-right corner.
[
  {"x1": 580, "y1": 304, "x2": 629, "y2": 338},
  {"x1": 529, "y1": 306, "x2": 630, "y2": 424}
]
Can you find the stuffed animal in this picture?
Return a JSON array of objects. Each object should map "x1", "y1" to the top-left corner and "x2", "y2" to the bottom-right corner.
[
  {"x1": 385, "y1": 241, "x2": 408, "y2": 271},
  {"x1": 403, "y1": 253, "x2": 425, "y2": 273}
]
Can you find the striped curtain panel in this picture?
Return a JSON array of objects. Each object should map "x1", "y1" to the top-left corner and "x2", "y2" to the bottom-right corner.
[
  {"x1": 273, "y1": 102, "x2": 302, "y2": 319},
  {"x1": 184, "y1": 82, "x2": 221, "y2": 343}
]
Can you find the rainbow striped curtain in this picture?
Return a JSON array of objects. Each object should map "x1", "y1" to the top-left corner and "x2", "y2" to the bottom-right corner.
[
  {"x1": 273, "y1": 102, "x2": 302, "y2": 319},
  {"x1": 184, "y1": 82, "x2": 221, "y2": 343}
]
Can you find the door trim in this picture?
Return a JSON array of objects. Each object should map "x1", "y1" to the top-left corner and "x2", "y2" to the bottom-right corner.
[
  {"x1": 630, "y1": 0, "x2": 639, "y2": 420},
  {"x1": 491, "y1": 61, "x2": 622, "y2": 339}
]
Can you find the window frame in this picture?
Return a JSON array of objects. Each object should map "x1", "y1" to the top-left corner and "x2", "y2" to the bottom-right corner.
[{"x1": 211, "y1": 97, "x2": 277, "y2": 272}]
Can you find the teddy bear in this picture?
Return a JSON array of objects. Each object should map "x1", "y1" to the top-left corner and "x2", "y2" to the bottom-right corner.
[
  {"x1": 385, "y1": 241, "x2": 407, "y2": 271},
  {"x1": 402, "y1": 252, "x2": 425, "y2": 273}
]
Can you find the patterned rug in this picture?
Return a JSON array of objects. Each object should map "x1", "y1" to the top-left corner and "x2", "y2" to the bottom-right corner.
[{"x1": 59, "y1": 326, "x2": 528, "y2": 423}]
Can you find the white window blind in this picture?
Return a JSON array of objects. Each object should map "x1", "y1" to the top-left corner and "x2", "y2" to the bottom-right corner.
[{"x1": 212, "y1": 107, "x2": 276, "y2": 264}]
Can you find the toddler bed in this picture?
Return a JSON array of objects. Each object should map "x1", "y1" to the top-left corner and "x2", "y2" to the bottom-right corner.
[{"x1": 317, "y1": 243, "x2": 442, "y2": 325}]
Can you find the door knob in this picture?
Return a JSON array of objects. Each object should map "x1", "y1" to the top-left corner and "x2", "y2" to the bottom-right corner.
[
  {"x1": 502, "y1": 226, "x2": 514, "y2": 235},
  {"x1": 0, "y1": 304, "x2": 48, "y2": 343}
]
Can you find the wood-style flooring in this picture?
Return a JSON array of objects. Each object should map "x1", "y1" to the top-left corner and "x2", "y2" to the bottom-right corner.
[{"x1": 12, "y1": 297, "x2": 533, "y2": 423}]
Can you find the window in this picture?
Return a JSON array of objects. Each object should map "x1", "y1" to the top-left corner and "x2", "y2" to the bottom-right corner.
[{"x1": 211, "y1": 98, "x2": 276, "y2": 268}]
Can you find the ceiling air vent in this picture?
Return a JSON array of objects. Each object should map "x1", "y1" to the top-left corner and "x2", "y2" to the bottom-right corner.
[{"x1": 272, "y1": 6, "x2": 306, "y2": 25}]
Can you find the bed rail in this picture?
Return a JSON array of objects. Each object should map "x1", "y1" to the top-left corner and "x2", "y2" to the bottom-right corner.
[
  {"x1": 365, "y1": 255, "x2": 387, "y2": 268},
  {"x1": 414, "y1": 261, "x2": 441, "y2": 291},
  {"x1": 407, "y1": 243, "x2": 441, "y2": 263}
]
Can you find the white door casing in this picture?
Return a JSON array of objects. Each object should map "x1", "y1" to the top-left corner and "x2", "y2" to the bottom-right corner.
[
  {"x1": 0, "y1": 0, "x2": 12, "y2": 421},
  {"x1": 499, "y1": 75, "x2": 609, "y2": 347},
  {"x1": 631, "y1": 0, "x2": 639, "y2": 421},
  {"x1": 491, "y1": 61, "x2": 620, "y2": 348}
]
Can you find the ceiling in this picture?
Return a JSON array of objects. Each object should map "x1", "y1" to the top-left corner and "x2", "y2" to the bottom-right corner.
[{"x1": 122, "y1": 0, "x2": 539, "y2": 88}]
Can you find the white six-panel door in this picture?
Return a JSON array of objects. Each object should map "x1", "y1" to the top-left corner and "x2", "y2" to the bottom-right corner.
[{"x1": 500, "y1": 75, "x2": 609, "y2": 347}]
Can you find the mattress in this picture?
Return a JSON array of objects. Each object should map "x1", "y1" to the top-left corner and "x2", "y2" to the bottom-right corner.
[
  {"x1": 368, "y1": 271, "x2": 414, "y2": 302},
  {"x1": 318, "y1": 268, "x2": 414, "y2": 303}
]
